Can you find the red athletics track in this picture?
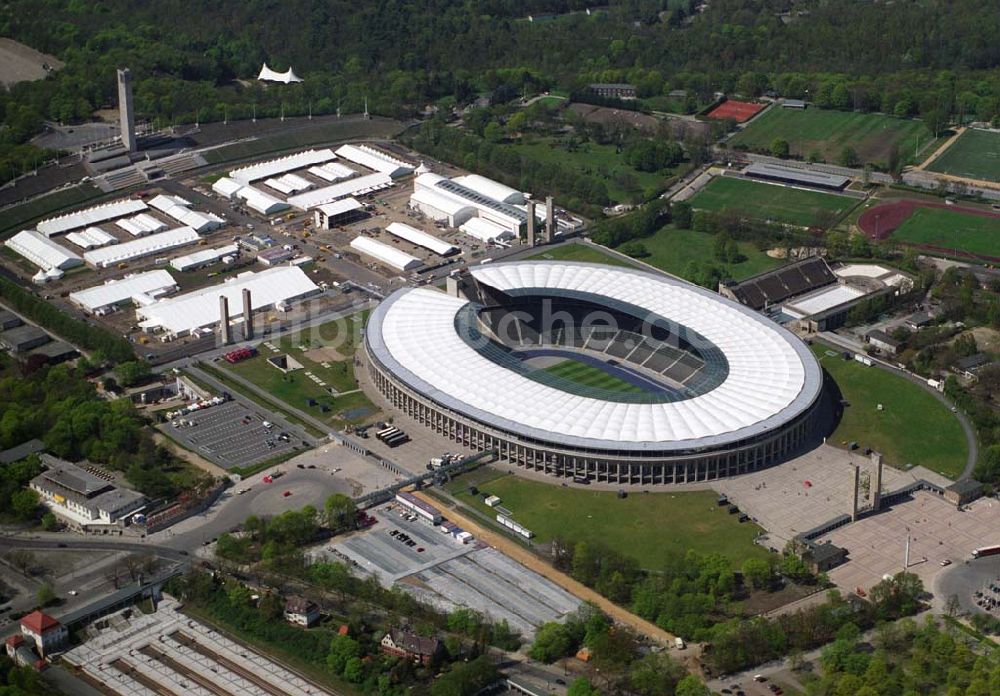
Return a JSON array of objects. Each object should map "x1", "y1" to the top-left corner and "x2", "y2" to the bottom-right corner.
[
  {"x1": 706, "y1": 100, "x2": 766, "y2": 123},
  {"x1": 858, "y1": 199, "x2": 1000, "y2": 240}
]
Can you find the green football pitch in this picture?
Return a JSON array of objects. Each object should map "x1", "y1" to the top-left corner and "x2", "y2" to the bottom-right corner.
[
  {"x1": 688, "y1": 176, "x2": 855, "y2": 228},
  {"x1": 926, "y1": 129, "x2": 1000, "y2": 182},
  {"x1": 542, "y1": 358, "x2": 644, "y2": 393},
  {"x1": 892, "y1": 207, "x2": 1000, "y2": 259}
]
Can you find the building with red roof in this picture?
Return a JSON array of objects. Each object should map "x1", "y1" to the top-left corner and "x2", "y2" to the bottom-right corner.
[{"x1": 19, "y1": 610, "x2": 67, "y2": 657}]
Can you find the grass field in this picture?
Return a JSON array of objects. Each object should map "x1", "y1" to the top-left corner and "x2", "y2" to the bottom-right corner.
[
  {"x1": 525, "y1": 242, "x2": 633, "y2": 266},
  {"x1": 729, "y1": 107, "x2": 932, "y2": 167},
  {"x1": 448, "y1": 469, "x2": 769, "y2": 569},
  {"x1": 510, "y1": 136, "x2": 673, "y2": 203},
  {"x1": 927, "y1": 129, "x2": 1000, "y2": 182},
  {"x1": 892, "y1": 207, "x2": 1000, "y2": 258},
  {"x1": 0, "y1": 182, "x2": 102, "y2": 237},
  {"x1": 221, "y1": 311, "x2": 379, "y2": 428},
  {"x1": 812, "y1": 345, "x2": 967, "y2": 479},
  {"x1": 689, "y1": 176, "x2": 855, "y2": 227},
  {"x1": 635, "y1": 225, "x2": 782, "y2": 281},
  {"x1": 542, "y1": 358, "x2": 643, "y2": 393}
]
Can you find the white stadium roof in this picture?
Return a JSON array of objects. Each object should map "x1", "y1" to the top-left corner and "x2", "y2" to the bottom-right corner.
[
  {"x1": 287, "y1": 172, "x2": 392, "y2": 210},
  {"x1": 366, "y1": 261, "x2": 821, "y2": 451},
  {"x1": 137, "y1": 266, "x2": 319, "y2": 336},
  {"x1": 257, "y1": 63, "x2": 303, "y2": 84},
  {"x1": 37, "y1": 199, "x2": 147, "y2": 237},
  {"x1": 460, "y1": 216, "x2": 514, "y2": 242},
  {"x1": 335, "y1": 144, "x2": 414, "y2": 178},
  {"x1": 84, "y1": 226, "x2": 200, "y2": 269},
  {"x1": 65, "y1": 227, "x2": 118, "y2": 249},
  {"x1": 783, "y1": 284, "x2": 866, "y2": 319},
  {"x1": 70, "y1": 270, "x2": 178, "y2": 313},
  {"x1": 452, "y1": 174, "x2": 525, "y2": 204},
  {"x1": 309, "y1": 162, "x2": 356, "y2": 182},
  {"x1": 229, "y1": 149, "x2": 335, "y2": 184},
  {"x1": 5, "y1": 230, "x2": 83, "y2": 271},
  {"x1": 170, "y1": 244, "x2": 239, "y2": 272},
  {"x1": 350, "y1": 236, "x2": 421, "y2": 271},
  {"x1": 385, "y1": 222, "x2": 457, "y2": 257}
]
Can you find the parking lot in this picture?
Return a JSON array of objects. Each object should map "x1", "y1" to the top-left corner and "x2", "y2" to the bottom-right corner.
[
  {"x1": 158, "y1": 399, "x2": 306, "y2": 469},
  {"x1": 63, "y1": 599, "x2": 332, "y2": 696},
  {"x1": 320, "y1": 509, "x2": 580, "y2": 638}
]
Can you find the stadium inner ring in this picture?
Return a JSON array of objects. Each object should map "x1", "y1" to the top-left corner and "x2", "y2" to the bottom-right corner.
[{"x1": 364, "y1": 261, "x2": 824, "y2": 484}]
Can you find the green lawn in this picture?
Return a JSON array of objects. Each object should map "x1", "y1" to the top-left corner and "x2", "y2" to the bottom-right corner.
[
  {"x1": 541, "y1": 358, "x2": 644, "y2": 393},
  {"x1": 927, "y1": 129, "x2": 1000, "y2": 182},
  {"x1": 689, "y1": 176, "x2": 855, "y2": 228},
  {"x1": 812, "y1": 345, "x2": 967, "y2": 479},
  {"x1": 0, "y1": 182, "x2": 102, "y2": 237},
  {"x1": 635, "y1": 225, "x2": 782, "y2": 281},
  {"x1": 510, "y1": 136, "x2": 672, "y2": 203},
  {"x1": 729, "y1": 107, "x2": 932, "y2": 167},
  {"x1": 892, "y1": 207, "x2": 1000, "y2": 258},
  {"x1": 449, "y1": 470, "x2": 770, "y2": 569},
  {"x1": 524, "y1": 242, "x2": 633, "y2": 266}
]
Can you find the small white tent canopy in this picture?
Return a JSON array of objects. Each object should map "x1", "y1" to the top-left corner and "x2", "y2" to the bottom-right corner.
[{"x1": 257, "y1": 63, "x2": 303, "y2": 84}]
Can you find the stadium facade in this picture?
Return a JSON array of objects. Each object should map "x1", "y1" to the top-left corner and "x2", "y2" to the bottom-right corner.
[{"x1": 365, "y1": 261, "x2": 824, "y2": 484}]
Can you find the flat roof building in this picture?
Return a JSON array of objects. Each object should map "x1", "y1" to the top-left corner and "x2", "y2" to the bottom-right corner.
[
  {"x1": 287, "y1": 172, "x2": 393, "y2": 211},
  {"x1": 0, "y1": 325, "x2": 50, "y2": 352},
  {"x1": 452, "y1": 175, "x2": 525, "y2": 205},
  {"x1": 30, "y1": 455, "x2": 145, "y2": 530},
  {"x1": 460, "y1": 216, "x2": 515, "y2": 243},
  {"x1": 170, "y1": 244, "x2": 239, "y2": 272},
  {"x1": 350, "y1": 236, "x2": 422, "y2": 272},
  {"x1": 0, "y1": 310, "x2": 23, "y2": 331},
  {"x1": 385, "y1": 222, "x2": 458, "y2": 257},
  {"x1": 5, "y1": 230, "x2": 83, "y2": 271},
  {"x1": 309, "y1": 162, "x2": 356, "y2": 182},
  {"x1": 136, "y1": 266, "x2": 320, "y2": 339},
  {"x1": 148, "y1": 194, "x2": 224, "y2": 234},
  {"x1": 70, "y1": 270, "x2": 178, "y2": 315},
  {"x1": 36, "y1": 198, "x2": 147, "y2": 238},
  {"x1": 587, "y1": 83, "x2": 637, "y2": 100},
  {"x1": 313, "y1": 197, "x2": 365, "y2": 229},
  {"x1": 409, "y1": 187, "x2": 476, "y2": 228},
  {"x1": 743, "y1": 163, "x2": 850, "y2": 191},
  {"x1": 66, "y1": 227, "x2": 119, "y2": 249},
  {"x1": 335, "y1": 144, "x2": 414, "y2": 178},
  {"x1": 229, "y1": 148, "x2": 335, "y2": 184},
  {"x1": 83, "y1": 226, "x2": 200, "y2": 269}
]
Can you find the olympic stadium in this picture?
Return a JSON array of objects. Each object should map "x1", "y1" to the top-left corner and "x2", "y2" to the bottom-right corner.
[{"x1": 364, "y1": 261, "x2": 824, "y2": 484}]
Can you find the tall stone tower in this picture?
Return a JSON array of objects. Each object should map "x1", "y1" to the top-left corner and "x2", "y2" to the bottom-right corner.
[{"x1": 117, "y1": 68, "x2": 137, "y2": 152}]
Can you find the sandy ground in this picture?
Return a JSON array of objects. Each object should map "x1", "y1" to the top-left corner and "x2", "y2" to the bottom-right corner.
[
  {"x1": 0, "y1": 38, "x2": 62, "y2": 87},
  {"x1": 153, "y1": 432, "x2": 229, "y2": 478},
  {"x1": 915, "y1": 127, "x2": 966, "y2": 171}
]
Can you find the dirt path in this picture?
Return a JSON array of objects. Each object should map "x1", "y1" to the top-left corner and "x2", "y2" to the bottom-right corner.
[
  {"x1": 153, "y1": 432, "x2": 229, "y2": 478},
  {"x1": 915, "y1": 126, "x2": 965, "y2": 171},
  {"x1": 411, "y1": 491, "x2": 705, "y2": 674}
]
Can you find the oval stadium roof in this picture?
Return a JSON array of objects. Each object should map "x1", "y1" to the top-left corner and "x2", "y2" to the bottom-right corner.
[{"x1": 366, "y1": 261, "x2": 822, "y2": 452}]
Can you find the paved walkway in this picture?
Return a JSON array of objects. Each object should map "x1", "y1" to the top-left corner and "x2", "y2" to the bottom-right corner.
[{"x1": 916, "y1": 126, "x2": 966, "y2": 170}]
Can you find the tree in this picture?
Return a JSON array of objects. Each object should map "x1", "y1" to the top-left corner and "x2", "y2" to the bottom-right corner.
[
  {"x1": 324, "y1": 493, "x2": 356, "y2": 532},
  {"x1": 342, "y1": 656, "x2": 364, "y2": 683},
  {"x1": 838, "y1": 146, "x2": 860, "y2": 168},
  {"x1": 566, "y1": 678, "x2": 601, "y2": 696},
  {"x1": 619, "y1": 241, "x2": 649, "y2": 258},
  {"x1": 483, "y1": 121, "x2": 503, "y2": 144},
  {"x1": 672, "y1": 201, "x2": 693, "y2": 229},
  {"x1": 675, "y1": 675, "x2": 711, "y2": 696},
  {"x1": 36, "y1": 583, "x2": 56, "y2": 606},
  {"x1": 529, "y1": 622, "x2": 573, "y2": 663},
  {"x1": 327, "y1": 634, "x2": 361, "y2": 674},
  {"x1": 40, "y1": 512, "x2": 58, "y2": 531},
  {"x1": 770, "y1": 138, "x2": 790, "y2": 158},
  {"x1": 115, "y1": 361, "x2": 152, "y2": 387},
  {"x1": 7, "y1": 550, "x2": 35, "y2": 576},
  {"x1": 887, "y1": 143, "x2": 903, "y2": 176},
  {"x1": 10, "y1": 488, "x2": 38, "y2": 520},
  {"x1": 741, "y1": 558, "x2": 772, "y2": 590}
]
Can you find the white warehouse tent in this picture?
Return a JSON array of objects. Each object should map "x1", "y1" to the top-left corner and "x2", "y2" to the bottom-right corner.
[
  {"x1": 84, "y1": 227, "x2": 200, "y2": 269},
  {"x1": 308, "y1": 162, "x2": 356, "y2": 182},
  {"x1": 453, "y1": 174, "x2": 525, "y2": 205},
  {"x1": 264, "y1": 173, "x2": 313, "y2": 195},
  {"x1": 350, "y1": 236, "x2": 422, "y2": 272},
  {"x1": 229, "y1": 149, "x2": 334, "y2": 184},
  {"x1": 147, "y1": 194, "x2": 223, "y2": 234},
  {"x1": 70, "y1": 270, "x2": 178, "y2": 315},
  {"x1": 37, "y1": 199, "x2": 148, "y2": 238},
  {"x1": 65, "y1": 227, "x2": 118, "y2": 250},
  {"x1": 287, "y1": 172, "x2": 392, "y2": 210},
  {"x1": 460, "y1": 216, "x2": 515, "y2": 243},
  {"x1": 137, "y1": 266, "x2": 320, "y2": 338},
  {"x1": 6, "y1": 230, "x2": 83, "y2": 271},
  {"x1": 385, "y1": 222, "x2": 457, "y2": 257},
  {"x1": 212, "y1": 176, "x2": 243, "y2": 198},
  {"x1": 408, "y1": 187, "x2": 476, "y2": 227},
  {"x1": 335, "y1": 144, "x2": 414, "y2": 178},
  {"x1": 257, "y1": 63, "x2": 303, "y2": 84},
  {"x1": 236, "y1": 186, "x2": 290, "y2": 216},
  {"x1": 170, "y1": 244, "x2": 239, "y2": 272}
]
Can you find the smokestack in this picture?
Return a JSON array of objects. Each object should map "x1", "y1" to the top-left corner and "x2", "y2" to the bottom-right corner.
[
  {"x1": 117, "y1": 68, "x2": 136, "y2": 153},
  {"x1": 850, "y1": 463, "x2": 860, "y2": 522},
  {"x1": 526, "y1": 200, "x2": 536, "y2": 246},
  {"x1": 218, "y1": 296, "x2": 232, "y2": 345},
  {"x1": 871, "y1": 451, "x2": 883, "y2": 511},
  {"x1": 545, "y1": 196, "x2": 555, "y2": 243},
  {"x1": 242, "y1": 288, "x2": 254, "y2": 340}
]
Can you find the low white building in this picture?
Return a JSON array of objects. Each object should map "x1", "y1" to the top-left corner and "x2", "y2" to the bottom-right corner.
[
  {"x1": 136, "y1": 265, "x2": 320, "y2": 339},
  {"x1": 229, "y1": 148, "x2": 334, "y2": 184},
  {"x1": 452, "y1": 174, "x2": 525, "y2": 204},
  {"x1": 36, "y1": 198, "x2": 147, "y2": 237},
  {"x1": 170, "y1": 244, "x2": 239, "y2": 272},
  {"x1": 65, "y1": 227, "x2": 118, "y2": 249},
  {"x1": 335, "y1": 143, "x2": 414, "y2": 178},
  {"x1": 350, "y1": 236, "x2": 421, "y2": 272},
  {"x1": 83, "y1": 226, "x2": 200, "y2": 269},
  {"x1": 460, "y1": 216, "x2": 515, "y2": 243},
  {"x1": 385, "y1": 222, "x2": 457, "y2": 257},
  {"x1": 148, "y1": 194, "x2": 224, "y2": 234},
  {"x1": 69, "y1": 269, "x2": 178, "y2": 315},
  {"x1": 313, "y1": 197, "x2": 365, "y2": 229},
  {"x1": 287, "y1": 172, "x2": 392, "y2": 211},
  {"x1": 284, "y1": 596, "x2": 320, "y2": 628},
  {"x1": 30, "y1": 455, "x2": 146, "y2": 531},
  {"x1": 408, "y1": 187, "x2": 475, "y2": 227},
  {"x1": 308, "y1": 162, "x2": 356, "y2": 182},
  {"x1": 5, "y1": 230, "x2": 83, "y2": 271}
]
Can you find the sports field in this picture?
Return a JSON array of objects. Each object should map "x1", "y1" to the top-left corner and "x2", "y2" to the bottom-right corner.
[
  {"x1": 689, "y1": 176, "x2": 854, "y2": 227},
  {"x1": 926, "y1": 129, "x2": 1000, "y2": 182},
  {"x1": 730, "y1": 107, "x2": 931, "y2": 167},
  {"x1": 542, "y1": 358, "x2": 643, "y2": 393},
  {"x1": 449, "y1": 469, "x2": 770, "y2": 568},
  {"x1": 892, "y1": 207, "x2": 1000, "y2": 259},
  {"x1": 812, "y1": 345, "x2": 967, "y2": 479},
  {"x1": 636, "y1": 226, "x2": 782, "y2": 281}
]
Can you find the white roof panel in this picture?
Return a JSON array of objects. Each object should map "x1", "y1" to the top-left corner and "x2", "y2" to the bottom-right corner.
[
  {"x1": 385, "y1": 222, "x2": 456, "y2": 256},
  {"x1": 36, "y1": 199, "x2": 147, "y2": 237},
  {"x1": 287, "y1": 172, "x2": 392, "y2": 210},
  {"x1": 83, "y1": 227, "x2": 200, "y2": 268},
  {"x1": 170, "y1": 244, "x2": 239, "y2": 271},
  {"x1": 410, "y1": 187, "x2": 475, "y2": 219},
  {"x1": 5, "y1": 230, "x2": 83, "y2": 270},
  {"x1": 317, "y1": 197, "x2": 363, "y2": 218},
  {"x1": 335, "y1": 144, "x2": 413, "y2": 178},
  {"x1": 366, "y1": 261, "x2": 822, "y2": 451},
  {"x1": 452, "y1": 174, "x2": 525, "y2": 204},
  {"x1": 783, "y1": 284, "x2": 865, "y2": 317},
  {"x1": 229, "y1": 149, "x2": 335, "y2": 184},
  {"x1": 137, "y1": 266, "x2": 319, "y2": 335},
  {"x1": 65, "y1": 227, "x2": 118, "y2": 249},
  {"x1": 235, "y1": 185, "x2": 290, "y2": 215},
  {"x1": 70, "y1": 270, "x2": 177, "y2": 311},
  {"x1": 350, "y1": 236, "x2": 421, "y2": 271},
  {"x1": 212, "y1": 177, "x2": 243, "y2": 197},
  {"x1": 460, "y1": 216, "x2": 514, "y2": 242},
  {"x1": 308, "y1": 162, "x2": 356, "y2": 182}
]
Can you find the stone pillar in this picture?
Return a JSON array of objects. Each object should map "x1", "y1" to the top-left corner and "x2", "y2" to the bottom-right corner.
[
  {"x1": 871, "y1": 451, "x2": 883, "y2": 511},
  {"x1": 218, "y1": 296, "x2": 232, "y2": 345},
  {"x1": 851, "y1": 463, "x2": 860, "y2": 522},
  {"x1": 117, "y1": 68, "x2": 136, "y2": 152},
  {"x1": 242, "y1": 288, "x2": 254, "y2": 340},
  {"x1": 545, "y1": 196, "x2": 555, "y2": 243},
  {"x1": 526, "y1": 200, "x2": 536, "y2": 246},
  {"x1": 446, "y1": 276, "x2": 460, "y2": 298}
]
